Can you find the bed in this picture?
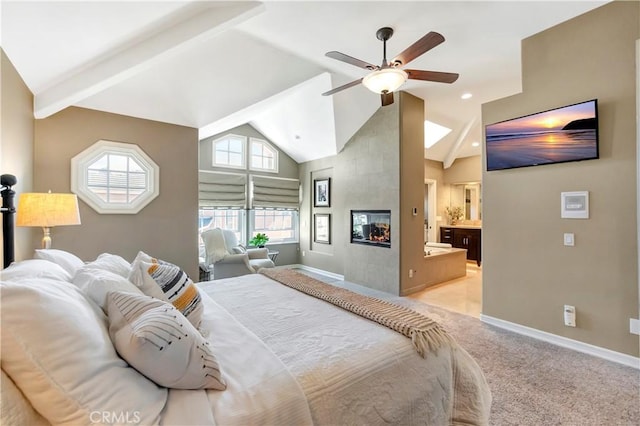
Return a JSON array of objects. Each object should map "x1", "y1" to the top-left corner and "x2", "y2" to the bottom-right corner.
[{"x1": 1, "y1": 249, "x2": 491, "y2": 425}]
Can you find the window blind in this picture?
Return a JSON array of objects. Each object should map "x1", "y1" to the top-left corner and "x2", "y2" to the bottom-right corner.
[
  {"x1": 251, "y1": 175, "x2": 300, "y2": 209},
  {"x1": 199, "y1": 171, "x2": 246, "y2": 208}
]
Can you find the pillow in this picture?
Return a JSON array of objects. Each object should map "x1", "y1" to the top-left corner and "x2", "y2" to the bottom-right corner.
[
  {"x1": 73, "y1": 266, "x2": 143, "y2": 311},
  {"x1": 0, "y1": 279, "x2": 167, "y2": 425},
  {"x1": 84, "y1": 253, "x2": 132, "y2": 278},
  {"x1": 34, "y1": 249, "x2": 84, "y2": 276},
  {"x1": 128, "y1": 258, "x2": 203, "y2": 328},
  {"x1": 232, "y1": 244, "x2": 246, "y2": 254},
  {"x1": 107, "y1": 291, "x2": 226, "y2": 390},
  {"x1": 1, "y1": 258, "x2": 72, "y2": 282}
]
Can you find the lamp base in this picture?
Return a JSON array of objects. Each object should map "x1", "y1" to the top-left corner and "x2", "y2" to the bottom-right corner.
[{"x1": 41, "y1": 227, "x2": 52, "y2": 249}]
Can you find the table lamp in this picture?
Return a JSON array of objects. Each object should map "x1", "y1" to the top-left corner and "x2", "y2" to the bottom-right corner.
[{"x1": 16, "y1": 192, "x2": 81, "y2": 249}]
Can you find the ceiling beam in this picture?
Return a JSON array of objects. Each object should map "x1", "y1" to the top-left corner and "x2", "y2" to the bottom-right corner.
[
  {"x1": 34, "y1": 2, "x2": 265, "y2": 119},
  {"x1": 443, "y1": 117, "x2": 476, "y2": 169}
]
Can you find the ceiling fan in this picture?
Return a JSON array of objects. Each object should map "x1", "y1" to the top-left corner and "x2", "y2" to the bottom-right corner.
[{"x1": 322, "y1": 27, "x2": 459, "y2": 106}]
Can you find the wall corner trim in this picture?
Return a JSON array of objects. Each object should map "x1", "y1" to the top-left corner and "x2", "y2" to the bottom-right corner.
[{"x1": 480, "y1": 315, "x2": 640, "y2": 369}]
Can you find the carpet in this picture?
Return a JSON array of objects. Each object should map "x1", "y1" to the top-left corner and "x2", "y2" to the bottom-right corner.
[{"x1": 297, "y1": 270, "x2": 640, "y2": 425}]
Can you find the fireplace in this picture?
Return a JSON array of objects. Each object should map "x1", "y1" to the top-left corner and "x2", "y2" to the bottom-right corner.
[{"x1": 351, "y1": 210, "x2": 391, "y2": 248}]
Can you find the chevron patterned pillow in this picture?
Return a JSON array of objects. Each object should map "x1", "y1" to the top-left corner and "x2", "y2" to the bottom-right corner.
[
  {"x1": 107, "y1": 291, "x2": 226, "y2": 390},
  {"x1": 128, "y1": 257, "x2": 203, "y2": 328}
]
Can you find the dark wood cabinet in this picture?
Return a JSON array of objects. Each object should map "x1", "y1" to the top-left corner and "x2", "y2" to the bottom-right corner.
[{"x1": 440, "y1": 227, "x2": 481, "y2": 266}]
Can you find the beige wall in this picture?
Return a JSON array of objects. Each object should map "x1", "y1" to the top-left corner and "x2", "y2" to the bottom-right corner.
[
  {"x1": 482, "y1": 1, "x2": 639, "y2": 356},
  {"x1": 444, "y1": 155, "x2": 481, "y2": 184},
  {"x1": 34, "y1": 107, "x2": 200, "y2": 278},
  {"x1": 0, "y1": 49, "x2": 36, "y2": 264},
  {"x1": 399, "y1": 92, "x2": 427, "y2": 295}
]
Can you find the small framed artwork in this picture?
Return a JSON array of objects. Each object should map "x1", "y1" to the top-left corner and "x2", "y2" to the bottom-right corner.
[
  {"x1": 314, "y1": 213, "x2": 331, "y2": 244},
  {"x1": 561, "y1": 191, "x2": 589, "y2": 219},
  {"x1": 314, "y1": 178, "x2": 331, "y2": 207}
]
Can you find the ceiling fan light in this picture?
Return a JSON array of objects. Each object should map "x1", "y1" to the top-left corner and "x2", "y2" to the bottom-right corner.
[{"x1": 362, "y1": 68, "x2": 408, "y2": 94}]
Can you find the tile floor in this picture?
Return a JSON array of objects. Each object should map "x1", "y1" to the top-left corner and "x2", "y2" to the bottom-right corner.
[{"x1": 408, "y1": 262, "x2": 482, "y2": 318}]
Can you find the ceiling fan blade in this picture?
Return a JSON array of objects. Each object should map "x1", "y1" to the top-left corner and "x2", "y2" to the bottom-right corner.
[
  {"x1": 405, "y1": 69, "x2": 459, "y2": 84},
  {"x1": 322, "y1": 78, "x2": 363, "y2": 96},
  {"x1": 381, "y1": 92, "x2": 394, "y2": 106},
  {"x1": 391, "y1": 31, "x2": 445, "y2": 67},
  {"x1": 326, "y1": 51, "x2": 378, "y2": 70}
]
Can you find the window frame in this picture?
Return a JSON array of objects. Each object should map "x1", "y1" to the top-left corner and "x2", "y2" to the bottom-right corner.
[
  {"x1": 248, "y1": 137, "x2": 279, "y2": 173},
  {"x1": 199, "y1": 208, "x2": 246, "y2": 244},
  {"x1": 249, "y1": 208, "x2": 299, "y2": 244},
  {"x1": 211, "y1": 134, "x2": 247, "y2": 170},
  {"x1": 71, "y1": 140, "x2": 159, "y2": 214}
]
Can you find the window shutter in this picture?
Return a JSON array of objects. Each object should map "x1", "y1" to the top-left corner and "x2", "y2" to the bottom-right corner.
[
  {"x1": 199, "y1": 171, "x2": 246, "y2": 208},
  {"x1": 251, "y1": 175, "x2": 300, "y2": 209}
]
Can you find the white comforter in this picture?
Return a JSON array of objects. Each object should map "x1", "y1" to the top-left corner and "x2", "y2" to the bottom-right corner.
[{"x1": 164, "y1": 273, "x2": 490, "y2": 425}]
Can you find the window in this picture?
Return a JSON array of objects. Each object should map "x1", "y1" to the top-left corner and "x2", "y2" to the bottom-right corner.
[
  {"x1": 249, "y1": 138, "x2": 278, "y2": 172},
  {"x1": 212, "y1": 134, "x2": 246, "y2": 169},
  {"x1": 199, "y1": 208, "x2": 245, "y2": 243},
  {"x1": 71, "y1": 140, "x2": 159, "y2": 214},
  {"x1": 250, "y1": 209, "x2": 298, "y2": 243}
]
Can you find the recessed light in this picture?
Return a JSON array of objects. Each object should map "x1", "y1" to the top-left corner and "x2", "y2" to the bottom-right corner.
[
  {"x1": 471, "y1": 141, "x2": 480, "y2": 147},
  {"x1": 461, "y1": 93, "x2": 473, "y2": 100}
]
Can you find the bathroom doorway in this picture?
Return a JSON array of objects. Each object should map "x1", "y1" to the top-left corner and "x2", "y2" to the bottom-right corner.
[{"x1": 424, "y1": 179, "x2": 437, "y2": 243}]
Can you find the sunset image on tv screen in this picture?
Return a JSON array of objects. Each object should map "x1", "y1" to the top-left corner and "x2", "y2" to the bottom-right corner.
[{"x1": 485, "y1": 99, "x2": 598, "y2": 171}]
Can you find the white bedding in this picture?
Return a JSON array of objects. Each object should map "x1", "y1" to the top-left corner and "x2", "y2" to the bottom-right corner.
[
  {"x1": 161, "y1": 290, "x2": 313, "y2": 426},
  {"x1": 197, "y1": 273, "x2": 491, "y2": 425},
  {"x1": 2, "y1": 256, "x2": 490, "y2": 426}
]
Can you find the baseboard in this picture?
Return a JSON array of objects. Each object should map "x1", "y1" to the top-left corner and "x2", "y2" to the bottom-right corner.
[
  {"x1": 278, "y1": 263, "x2": 345, "y2": 281},
  {"x1": 480, "y1": 314, "x2": 640, "y2": 369}
]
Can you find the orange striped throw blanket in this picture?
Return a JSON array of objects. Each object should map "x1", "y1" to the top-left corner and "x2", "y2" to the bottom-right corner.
[{"x1": 260, "y1": 269, "x2": 453, "y2": 357}]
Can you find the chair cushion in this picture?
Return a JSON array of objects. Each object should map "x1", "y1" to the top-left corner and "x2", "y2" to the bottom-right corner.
[
  {"x1": 249, "y1": 258, "x2": 275, "y2": 271},
  {"x1": 221, "y1": 229, "x2": 238, "y2": 253}
]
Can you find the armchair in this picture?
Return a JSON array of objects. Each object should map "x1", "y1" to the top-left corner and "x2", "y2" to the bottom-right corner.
[{"x1": 200, "y1": 228, "x2": 274, "y2": 280}]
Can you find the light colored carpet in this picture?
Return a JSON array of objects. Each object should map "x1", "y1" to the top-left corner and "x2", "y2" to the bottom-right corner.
[{"x1": 297, "y1": 270, "x2": 640, "y2": 426}]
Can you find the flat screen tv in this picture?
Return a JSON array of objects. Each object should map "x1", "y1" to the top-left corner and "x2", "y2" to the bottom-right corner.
[{"x1": 485, "y1": 99, "x2": 599, "y2": 171}]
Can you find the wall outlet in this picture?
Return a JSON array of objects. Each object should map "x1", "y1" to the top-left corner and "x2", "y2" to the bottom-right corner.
[
  {"x1": 302, "y1": 250, "x2": 305, "y2": 257},
  {"x1": 564, "y1": 305, "x2": 576, "y2": 327},
  {"x1": 563, "y1": 233, "x2": 575, "y2": 246},
  {"x1": 409, "y1": 269, "x2": 414, "y2": 278},
  {"x1": 630, "y1": 318, "x2": 640, "y2": 335}
]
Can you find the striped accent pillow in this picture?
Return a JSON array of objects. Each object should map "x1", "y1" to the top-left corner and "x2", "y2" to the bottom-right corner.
[
  {"x1": 129, "y1": 258, "x2": 203, "y2": 328},
  {"x1": 107, "y1": 291, "x2": 226, "y2": 390}
]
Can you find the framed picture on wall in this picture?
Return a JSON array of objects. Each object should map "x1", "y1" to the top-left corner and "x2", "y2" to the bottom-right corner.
[
  {"x1": 314, "y1": 213, "x2": 331, "y2": 244},
  {"x1": 313, "y1": 178, "x2": 331, "y2": 207}
]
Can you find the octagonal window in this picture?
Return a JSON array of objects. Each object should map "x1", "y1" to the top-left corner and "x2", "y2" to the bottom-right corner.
[{"x1": 71, "y1": 140, "x2": 159, "y2": 214}]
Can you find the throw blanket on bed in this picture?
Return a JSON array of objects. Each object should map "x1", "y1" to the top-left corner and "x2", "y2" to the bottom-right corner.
[{"x1": 261, "y1": 269, "x2": 452, "y2": 357}]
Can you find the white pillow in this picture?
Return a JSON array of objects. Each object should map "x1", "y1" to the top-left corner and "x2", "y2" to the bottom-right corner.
[
  {"x1": 107, "y1": 291, "x2": 226, "y2": 390},
  {"x1": 86, "y1": 253, "x2": 132, "y2": 278},
  {"x1": 73, "y1": 266, "x2": 143, "y2": 311},
  {"x1": 1, "y1": 259, "x2": 72, "y2": 282},
  {"x1": 128, "y1": 258, "x2": 204, "y2": 328},
  {"x1": 34, "y1": 249, "x2": 84, "y2": 276},
  {"x1": 1, "y1": 279, "x2": 167, "y2": 425}
]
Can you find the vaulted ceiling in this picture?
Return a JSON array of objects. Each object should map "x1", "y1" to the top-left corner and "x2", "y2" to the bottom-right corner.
[{"x1": 1, "y1": 1, "x2": 607, "y2": 165}]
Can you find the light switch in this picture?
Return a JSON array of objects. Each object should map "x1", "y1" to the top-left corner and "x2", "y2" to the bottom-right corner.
[{"x1": 564, "y1": 233, "x2": 575, "y2": 246}]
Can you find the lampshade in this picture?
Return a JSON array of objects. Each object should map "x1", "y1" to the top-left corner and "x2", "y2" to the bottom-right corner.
[
  {"x1": 17, "y1": 192, "x2": 81, "y2": 249},
  {"x1": 362, "y1": 68, "x2": 408, "y2": 94}
]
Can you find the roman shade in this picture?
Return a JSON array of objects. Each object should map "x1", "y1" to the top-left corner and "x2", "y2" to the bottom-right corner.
[
  {"x1": 251, "y1": 176, "x2": 300, "y2": 209},
  {"x1": 199, "y1": 171, "x2": 246, "y2": 208}
]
